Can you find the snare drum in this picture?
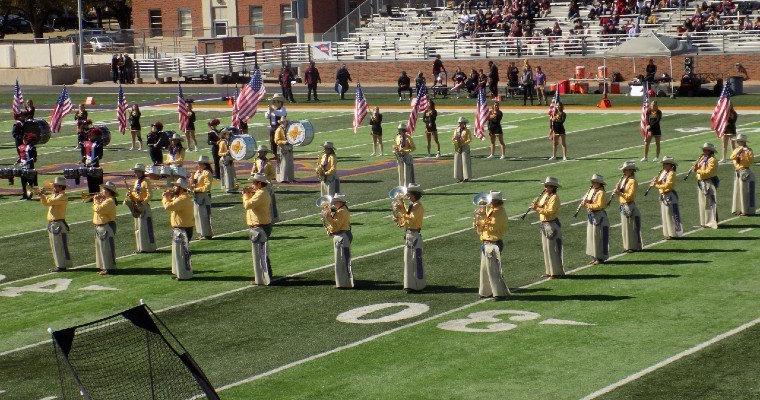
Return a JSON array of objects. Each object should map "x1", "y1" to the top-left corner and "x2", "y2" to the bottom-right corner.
[
  {"x1": 285, "y1": 120, "x2": 315, "y2": 147},
  {"x1": 20, "y1": 168, "x2": 37, "y2": 180},
  {"x1": 21, "y1": 119, "x2": 51, "y2": 145},
  {"x1": 63, "y1": 168, "x2": 81, "y2": 180},
  {"x1": 229, "y1": 134, "x2": 258, "y2": 161}
]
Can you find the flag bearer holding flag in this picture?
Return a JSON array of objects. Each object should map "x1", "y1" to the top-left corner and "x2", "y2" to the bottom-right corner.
[
  {"x1": 711, "y1": 85, "x2": 737, "y2": 163},
  {"x1": 693, "y1": 143, "x2": 719, "y2": 229},
  {"x1": 452, "y1": 117, "x2": 473, "y2": 182},
  {"x1": 731, "y1": 134, "x2": 755, "y2": 216},
  {"x1": 353, "y1": 84, "x2": 368, "y2": 134}
]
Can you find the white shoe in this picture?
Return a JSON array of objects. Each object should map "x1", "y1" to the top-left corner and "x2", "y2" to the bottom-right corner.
[
  {"x1": 640, "y1": 157, "x2": 647, "y2": 162},
  {"x1": 652, "y1": 157, "x2": 658, "y2": 162},
  {"x1": 486, "y1": 154, "x2": 494, "y2": 159},
  {"x1": 499, "y1": 155, "x2": 505, "y2": 159},
  {"x1": 129, "y1": 146, "x2": 134, "y2": 151},
  {"x1": 436, "y1": 152, "x2": 441, "y2": 158},
  {"x1": 562, "y1": 156, "x2": 567, "y2": 161},
  {"x1": 370, "y1": 152, "x2": 376, "y2": 156},
  {"x1": 548, "y1": 156, "x2": 556, "y2": 160},
  {"x1": 718, "y1": 158, "x2": 727, "y2": 164},
  {"x1": 399, "y1": 97, "x2": 403, "y2": 101}
]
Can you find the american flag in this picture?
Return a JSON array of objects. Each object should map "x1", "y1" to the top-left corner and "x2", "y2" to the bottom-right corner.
[
  {"x1": 49, "y1": 86, "x2": 73, "y2": 133},
  {"x1": 547, "y1": 90, "x2": 560, "y2": 140},
  {"x1": 177, "y1": 84, "x2": 189, "y2": 132},
  {"x1": 474, "y1": 87, "x2": 488, "y2": 140},
  {"x1": 353, "y1": 84, "x2": 368, "y2": 134},
  {"x1": 406, "y1": 83, "x2": 429, "y2": 135},
  {"x1": 640, "y1": 83, "x2": 650, "y2": 140},
  {"x1": 232, "y1": 68, "x2": 267, "y2": 128},
  {"x1": 710, "y1": 83, "x2": 731, "y2": 138},
  {"x1": 116, "y1": 85, "x2": 128, "y2": 134},
  {"x1": 12, "y1": 79, "x2": 24, "y2": 118}
]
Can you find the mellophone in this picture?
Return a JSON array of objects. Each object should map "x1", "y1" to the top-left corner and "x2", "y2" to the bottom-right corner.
[{"x1": 63, "y1": 166, "x2": 103, "y2": 185}]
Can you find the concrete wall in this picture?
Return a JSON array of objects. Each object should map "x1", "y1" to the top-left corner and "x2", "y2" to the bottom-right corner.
[
  {"x1": 0, "y1": 64, "x2": 111, "y2": 85},
  {"x1": 0, "y1": 43, "x2": 78, "y2": 68}
]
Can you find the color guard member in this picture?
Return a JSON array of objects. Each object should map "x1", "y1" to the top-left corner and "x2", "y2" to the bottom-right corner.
[
  {"x1": 275, "y1": 118, "x2": 295, "y2": 183},
  {"x1": 452, "y1": 117, "x2": 473, "y2": 182},
  {"x1": 321, "y1": 193, "x2": 354, "y2": 289},
  {"x1": 207, "y1": 118, "x2": 222, "y2": 179},
  {"x1": 184, "y1": 102, "x2": 198, "y2": 151},
  {"x1": 719, "y1": 105, "x2": 738, "y2": 164},
  {"x1": 582, "y1": 174, "x2": 610, "y2": 264},
  {"x1": 124, "y1": 163, "x2": 156, "y2": 253},
  {"x1": 191, "y1": 156, "x2": 214, "y2": 239},
  {"x1": 317, "y1": 141, "x2": 339, "y2": 196},
  {"x1": 92, "y1": 181, "x2": 118, "y2": 275},
  {"x1": 694, "y1": 143, "x2": 719, "y2": 229},
  {"x1": 423, "y1": 101, "x2": 441, "y2": 158},
  {"x1": 369, "y1": 107, "x2": 384, "y2": 156},
  {"x1": 40, "y1": 177, "x2": 72, "y2": 271},
  {"x1": 243, "y1": 173, "x2": 273, "y2": 285},
  {"x1": 532, "y1": 177, "x2": 564, "y2": 278},
  {"x1": 731, "y1": 134, "x2": 755, "y2": 216},
  {"x1": 218, "y1": 130, "x2": 237, "y2": 193},
  {"x1": 651, "y1": 156, "x2": 683, "y2": 239},
  {"x1": 250, "y1": 145, "x2": 279, "y2": 223},
  {"x1": 487, "y1": 102, "x2": 506, "y2": 159},
  {"x1": 615, "y1": 161, "x2": 643, "y2": 252},
  {"x1": 642, "y1": 101, "x2": 662, "y2": 162},
  {"x1": 162, "y1": 178, "x2": 195, "y2": 280},
  {"x1": 394, "y1": 123, "x2": 416, "y2": 187},
  {"x1": 473, "y1": 191, "x2": 509, "y2": 299},
  {"x1": 549, "y1": 103, "x2": 568, "y2": 161},
  {"x1": 392, "y1": 184, "x2": 425, "y2": 292}
]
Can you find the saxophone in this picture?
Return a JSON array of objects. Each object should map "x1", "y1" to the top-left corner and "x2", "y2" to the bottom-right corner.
[{"x1": 453, "y1": 127, "x2": 463, "y2": 154}]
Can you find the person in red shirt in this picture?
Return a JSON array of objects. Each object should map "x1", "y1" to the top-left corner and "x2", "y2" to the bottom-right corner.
[
  {"x1": 17, "y1": 133, "x2": 38, "y2": 200},
  {"x1": 304, "y1": 61, "x2": 322, "y2": 102}
]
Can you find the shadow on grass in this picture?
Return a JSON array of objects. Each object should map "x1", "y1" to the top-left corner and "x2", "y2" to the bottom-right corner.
[
  {"x1": 607, "y1": 259, "x2": 703, "y2": 266},
  {"x1": 211, "y1": 202, "x2": 239, "y2": 208},
  {"x1": 643, "y1": 248, "x2": 747, "y2": 253},
  {"x1": 202, "y1": 236, "x2": 248, "y2": 241},
  {"x1": 582, "y1": 156, "x2": 636, "y2": 161},
  {"x1": 511, "y1": 294, "x2": 634, "y2": 302},
  {"x1": 565, "y1": 273, "x2": 680, "y2": 280},
  {"x1": 475, "y1": 179, "x2": 543, "y2": 184},
  {"x1": 276, "y1": 189, "x2": 320, "y2": 195},
  {"x1": 190, "y1": 275, "x2": 253, "y2": 282},
  {"x1": 340, "y1": 179, "x2": 383, "y2": 184},
  {"x1": 350, "y1": 208, "x2": 388, "y2": 213},
  {"x1": 727, "y1": 224, "x2": 760, "y2": 229},
  {"x1": 677, "y1": 236, "x2": 758, "y2": 241},
  {"x1": 192, "y1": 249, "x2": 250, "y2": 254},
  {"x1": 278, "y1": 223, "x2": 327, "y2": 228}
]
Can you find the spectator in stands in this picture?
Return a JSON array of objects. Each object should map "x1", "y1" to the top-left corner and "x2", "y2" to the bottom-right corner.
[
  {"x1": 466, "y1": 68, "x2": 480, "y2": 96},
  {"x1": 279, "y1": 67, "x2": 296, "y2": 103},
  {"x1": 304, "y1": 61, "x2": 321, "y2": 102},
  {"x1": 487, "y1": 61, "x2": 499, "y2": 98},
  {"x1": 535, "y1": 66, "x2": 548, "y2": 106},
  {"x1": 754, "y1": 16, "x2": 760, "y2": 30},
  {"x1": 452, "y1": 67, "x2": 467, "y2": 98},
  {"x1": 506, "y1": 62, "x2": 519, "y2": 98},
  {"x1": 551, "y1": 21, "x2": 563, "y2": 36},
  {"x1": 645, "y1": 59, "x2": 657, "y2": 83},
  {"x1": 335, "y1": 64, "x2": 352, "y2": 100},
  {"x1": 568, "y1": 0, "x2": 581, "y2": 19},
  {"x1": 117, "y1": 54, "x2": 125, "y2": 84},
  {"x1": 415, "y1": 72, "x2": 426, "y2": 94},
  {"x1": 522, "y1": 65, "x2": 535, "y2": 106},
  {"x1": 398, "y1": 71, "x2": 412, "y2": 101},
  {"x1": 478, "y1": 68, "x2": 488, "y2": 91},
  {"x1": 433, "y1": 55, "x2": 446, "y2": 82}
]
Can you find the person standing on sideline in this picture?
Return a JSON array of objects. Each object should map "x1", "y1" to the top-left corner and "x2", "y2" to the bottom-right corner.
[
  {"x1": 535, "y1": 66, "x2": 548, "y2": 105},
  {"x1": 278, "y1": 66, "x2": 296, "y2": 103},
  {"x1": 250, "y1": 145, "x2": 279, "y2": 223},
  {"x1": 549, "y1": 103, "x2": 568, "y2": 160},
  {"x1": 394, "y1": 123, "x2": 416, "y2": 186},
  {"x1": 615, "y1": 161, "x2": 643, "y2": 252},
  {"x1": 304, "y1": 61, "x2": 321, "y2": 101},
  {"x1": 651, "y1": 157, "x2": 683, "y2": 239},
  {"x1": 217, "y1": 130, "x2": 237, "y2": 193},
  {"x1": 415, "y1": 72, "x2": 426, "y2": 94},
  {"x1": 453, "y1": 117, "x2": 473, "y2": 182},
  {"x1": 487, "y1": 102, "x2": 505, "y2": 159},
  {"x1": 392, "y1": 184, "x2": 426, "y2": 292},
  {"x1": 731, "y1": 134, "x2": 755, "y2": 216},
  {"x1": 473, "y1": 191, "x2": 510, "y2": 299},
  {"x1": 124, "y1": 163, "x2": 156, "y2": 253},
  {"x1": 147, "y1": 121, "x2": 166, "y2": 166},
  {"x1": 317, "y1": 141, "x2": 339, "y2": 196},
  {"x1": 207, "y1": 118, "x2": 222, "y2": 179},
  {"x1": 321, "y1": 193, "x2": 354, "y2": 289},
  {"x1": 398, "y1": 71, "x2": 412, "y2": 101},
  {"x1": 424, "y1": 101, "x2": 440, "y2": 158},
  {"x1": 191, "y1": 156, "x2": 214, "y2": 239},
  {"x1": 506, "y1": 62, "x2": 519, "y2": 98},
  {"x1": 129, "y1": 104, "x2": 143, "y2": 150},
  {"x1": 40, "y1": 177, "x2": 72, "y2": 272},
  {"x1": 162, "y1": 178, "x2": 195, "y2": 280},
  {"x1": 265, "y1": 94, "x2": 287, "y2": 156},
  {"x1": 111, "y1": 54, "x2": 119, "y2": 83},
  {"x1": 693, "y1": 143, "x2": 719, "y2": 229},
  {"x1": 432, "y1": 54, "x2": 446, "y2": 82},
  {"x1": 274, "y1": 118, "x2": 295, "y2": 183},
  {"x1": 92, "y1": 182, "x2": 118, "y2": 275},
  {"x1": 243, "y1": 173, "x2": 273, "y2": 286},
  {"x1": 184, "y1": 103, "x2": 198, "y2": 151},
  {"x1": 522, "y1": 65, "x2": 535, "y2": 106},
  {"x1": 582, "y1": 174, "x2": 610, "y2": 264},
  {"x1": 719, "y1": 105, "x2": 738, "y2": 164},
  {"x1": 642, "y1": 101, "x2": 663, "y2": 162},
  {"x1": 532, "y1": 177, "x2": 564, "y2": 278},
  {"x1": 369, "y1": 107, "x2": 384, "y2": 156},
  {"x1": 336, "y1": 64, "x2": 352, "y2": 100},
  {"x1": 488, "y1": 61, "x2": 499, "y2": 98}
]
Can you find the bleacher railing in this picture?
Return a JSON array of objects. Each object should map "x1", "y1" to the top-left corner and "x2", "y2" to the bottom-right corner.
[{"x1": 322, "y1": 0, "x2": 391, "y2": 42}]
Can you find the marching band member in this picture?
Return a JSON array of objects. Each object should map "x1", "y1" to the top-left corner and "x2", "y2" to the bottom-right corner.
[
  {"x1": 642, "y1": 101, "x2": 662, "y2": 162},
  {"x1": 719, "y1": 105, "x2": 738, "y2": 164},
  {"x1": 369, "y1": 107, "x2": 383, "y2": 156},
  {"x1": 394, "y1": 123, "x2": 416, "y2": 187},
  {"x1": 184, "y1": 102, "x2": 198, "y2": 151},
  {"x1": 651, "y1": 156, "x2": 683, "y2": 239},
  {"x1": 17, "y1": 133, "x2": 37, "y2": 200},
  {"x1": 317, "y1": 141, "x2": 339, "y2": 196},
  {"x1": 487, "y1": 102, "x2": 506, "y2": 159},
  {"x1": 452, "y1": 117, "x2": 473, "y2": 182},
  {"x1": 423, "y1": 101, "x2": 440, "y2": 158},
  {"x1": 124, "y1": 163, "x2": 156, "y2": 253},
  {"x1": 166, "y1": 133, "x2": 186, "y2": 166},
  {"x1": 549, "y1": 103, "x2": 568, "y2": 161},
  {"x1": 92, "y1": 181, "x2": 118, "y2": 275},
  {"x1": 192, "y1": 156, "x2": 214, "y2": 239},
  {"x1": 81, "y1": 124, "x2": 104, "y2": 197},
  {"x1": 321, "y1": 193, "x2": 354, "y2": 289},
  {"x1": 74, "y1": 103, "x2": 88, "y2": 149},
  {"x1": 531, "y1": 177, "x2": 564, "y2": 278},
  {"x1": 274, "y1": 118, "x2": 296, "y2": 183},
  {"x1": 615, "y1": 161, "x2": 643, "y2": 252},
  {"x1": 147, "y1": 121, "x2": 166, "y2": 166},
  {"x1": 266, "y1": 94, "x2": 288, "y2": 156},
  {"x1": 243, "y1": 173, "x2": 273, "y2": 286},
  {"x1": 473, "y1": 191, "x2": 509, "y2": 299},
  {"x1": 392, "y1": 184, "x2": 426, "y2": 292},
  {"x1": 207, "y1": 118, "x2": 222, "y2": 179},
  {"x1": 40, "y1": 177, "x2": 72, "y2": 271},
  {"x1": 694, "y1": 143, "x2": 719, "y2": 229},
  {"x1": 217, "y1": 130, "x2": 237, "y2": 193},
  {"x1": 250, "y1": 145, "x2": 279, "y2": 223},
  {"x1": 583, "y1": 174, "x2": 610, "y2": 264},
  {"x1": 731, "y1": 134, "x2": 755, "y2": 216},
  {"x1": 162, "y1": 178, "x2": 195, "y2": 280}
]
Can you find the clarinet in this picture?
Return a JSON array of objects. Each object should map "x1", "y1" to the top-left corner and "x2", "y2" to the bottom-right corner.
[
  {"x1": 520, "y1": 189, "x2": 546, "y2": 220},
  {"x1": 573, "y1": 187, "x2": 592, "y2": 218},
  {"x1": 607, "y1": 176, "x2": 625, "y2": 207}
]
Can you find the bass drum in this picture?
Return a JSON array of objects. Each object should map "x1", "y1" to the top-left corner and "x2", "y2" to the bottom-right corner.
[
  {"x1": 21, "y1": 119, "x2": 51, "y2": 145},
  {"x1": 224, "y1": 126, "x2": 242, "y2": 137},
  {"x1": 286, "y1": 120, "x2": 314, "y2": 147},
  {"x1": 229, "y1": 134, "x2": 258, "y2": 161},
  {"x1": 87, "y1": 125, "x2": 112, "y2": 146}
]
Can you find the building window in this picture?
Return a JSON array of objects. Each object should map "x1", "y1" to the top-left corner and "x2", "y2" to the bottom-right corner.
[
  {"x1": 249, "y1": 6, "x2": 263, "y2": 35},
  {"x1": 149, "y1": 9, "x2": 163, "y2": 37},
  {"x1": 178, "y1": 9, "x2": 192, "y2": 37},
  {"x1": 212, "y1": 6, "x2": 228, "y2": 37},
  {"x1": 281, "y1": 4, "x2": 294, "y2": 35},
  {"x1": 261, "y1": 41, "x2": 273, "y2": 50}
]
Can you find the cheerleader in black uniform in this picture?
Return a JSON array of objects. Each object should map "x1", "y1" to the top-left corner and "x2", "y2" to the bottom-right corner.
[
  {"x1": 641, "y1": 101, "x2": 663, "y2": 162},
  {"x1": 549, "y1": 103, "x2": 567, "y2": 161}
]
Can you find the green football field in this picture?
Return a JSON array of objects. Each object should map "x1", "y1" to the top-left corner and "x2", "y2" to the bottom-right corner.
[{"x1": 1, "y1": 105, "x2": 760, "y2": 399}]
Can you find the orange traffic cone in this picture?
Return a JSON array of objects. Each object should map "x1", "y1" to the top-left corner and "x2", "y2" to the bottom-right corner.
[
  {"x1": 597, "y1": 93, "x2": 612, "y2": 109},
  {"x1": 227, "y1": 97, "x2": 234, "y2": 107}
]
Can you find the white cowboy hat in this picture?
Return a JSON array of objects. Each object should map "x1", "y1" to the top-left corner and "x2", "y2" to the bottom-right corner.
[
  {"x1": 488, "y1": 191, "x2": 503, "y2": 202},
  {"x1": 270, "y1": 93, "x2": 285, "y2": 103},
  {"x1": 173, "y1": 178, "x2": 190, "y2": 190},
  {"x1": 102, "y1": 181, "x2": 118, "y2": 195},
  {"x1": 619, "y1": 160, "x2": 638, "y2": 171},
  {"x1": 702, "y1": 142, "x2": 717, "y2": 153},
  {"x1": 250, "y1": 173, "x2": 269, "y2": 184},
  {"x1": 735, "y1": 133, "x2": 748, "y2": 143},
  {"x1": 661, "y1": 156, "x2": 677, "y2": 166},
  {"x1": 457, "y1": 117, "x2": 468, "y2": 124},
  {"x1": 132, "y1": 163, "x2": 146, "y2": 172},
  {"x1": 257, "y1": 145, "x2": 270, "y2": 153},
  {"x1": 53, "y1": 176, "x2": 67, "y2": 187},
  {"x1": 331, "y1": 193, "x2": 348, "y2": 205},
  {"x1": 591, "y1": 174, "x2": 606, "y2": 185},
  {"x1": 543, "y1": 176, "x2": 561, "y2": 188}
]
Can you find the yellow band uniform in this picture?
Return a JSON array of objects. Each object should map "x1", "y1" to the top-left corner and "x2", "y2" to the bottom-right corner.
[
  {"x1": 476, "y1": 204, "x2": 506, "y2": 242},
  {"x1": 243, "y1": 189, "x2": 272, "y2": 226},
  {"x1": 128, "y1": 179, "x2": 152, "y2": 203},
  {"x1": 274, "y1": 126, "x2": 288, "y2": 146},
  {"x1": 324, "y1": 206, "x2": 350, "y2": 234},
  {"x1": 92, "y1": 196, "x2": 116, "y2": 225},
  {"x1": 251, "y1": 159, "x2": 276, "y2": 180},
  {"x1": 653, "y1": 170, "x2": 675, "y2": 194},
  {"x1": 394, "y1": 134, "x2": 416, "y2": 154},
  {"x1": 617, "y1": 178, "x2": 637, "y2": 204},
  {"x1": 731, "y1": 146, "x2": 754, "y2": 170},
  {"x1": 584, "y1": 189, "x2": 607, "y2": 211},
  {"x1": 535, "y1": 192, "x2": 559, "y2": 221},
  {"x1": 162, "y1": 193, "x2": 195, "y2": 228},
  {"x1": 395, "y1": 201, "x2": 424, "y2": 230},
  {"x1": 695, "y1": 155, "x2": 717, "y2": 180},
  {"x1": 40, "y1": 193, "x2": 68, "y2": 222},
  {"x1": 192, "y1": 170, "x2": 212, "y2": 193}
]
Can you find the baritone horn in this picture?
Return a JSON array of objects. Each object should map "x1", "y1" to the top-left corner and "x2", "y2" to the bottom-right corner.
[
  {"x1": 315, "y1": 195, "x2": 332, "y2": 208},
  {"x1": 472, "y1": 192, "x2": 490, "y2": 206},
  {"x1": 388, "y1": 186, "x2": 408, "y2": 226},
  {"x1": 388, "y1": 185, "x2": 408, "y2": 201}
]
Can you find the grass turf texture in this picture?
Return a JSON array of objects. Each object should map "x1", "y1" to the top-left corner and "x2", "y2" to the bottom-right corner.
[{"x1": 0, "y1": 109, "x2": 759, "y2": 399}]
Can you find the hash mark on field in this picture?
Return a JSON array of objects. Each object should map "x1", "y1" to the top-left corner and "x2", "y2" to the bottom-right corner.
[
  {"x1": 530, "y1": 220, "x2": 541, "y2": 225},
  {"x1": 651, "y1": 224, "x2": 663, "y2": 230},
  {"x1": 610, "y1": 223, "x2": 622, "y2": 228},
  {"x1": 457, "y1": 216, "x2": 471, "y2": 221},
  {"x1": 571, "y1": 220, "x2": 586, "y2": 227},
  {"x1": 218, "y1": 206, "x2": 235, "y2": 211},
  {"x1": 282, "y1": 209, "x2": 298, "y2": 214},
  {"x1": 738, "y1": 228, "x2": 753, "y2": 234},
  {"x1": 39, "y1": 397, "x2": 57, "y2": 400},
  {"x1": 423, "y1": 215, "x2": 435, "y2": 219},
  {"x1": 383, "y1": 214, "x2": 394, "y2": 219},
  {"x1": 352, "y1": 212, "x2": 367, "y2": 217}
]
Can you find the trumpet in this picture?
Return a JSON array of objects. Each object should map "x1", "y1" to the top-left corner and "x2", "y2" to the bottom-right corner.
[
  {"x1": 573, "y1": 187, "x2": 593, "y2": 218},
  {"x1": 31, "y1": 181, "x2": 54, "y2": 198},
  {"x1": 242, "y1": 185, "x2": 257, "y2": 196}
]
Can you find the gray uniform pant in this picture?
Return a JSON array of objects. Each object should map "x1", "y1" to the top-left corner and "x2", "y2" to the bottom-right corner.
[
  {"x1": 250, "y1": 227, "x2": 272, "y2": 285},
  {"x1": 267, "y1": 185, "x2": 280, "y2": 223},
  {"x1": 697, "y1": 180, "x2": 718, "y2": 229},
  {"x1": 479, "y1": 242, "x2": 509, "y2": 297},
  {"x1": 732, "y1": 169, "x2": 756, "y2": 215},
  {"x1": 277, "y1": 144, "x2": 295, "y2": 182},
  {"x1": 321, "y1": 174, "x2": 340, "y2": 197},
  {"x1": 619, "y1": 203, "x2": 643, "y2": 251},
  {"x1": 660, "y1": 191, "x2": 684, "y2": 238},
  {"x1": 396, "y1": 153, "x2": 415, "y2": 187},
  {"x1": 193, "y1": 192, "x2": 213, "y2": 238},
  {"x1": 332, "y1": 232, "x2": 354, "y2": 288},
  {"x1": 220, "y1": 156, "x2": 237, "y2": 193},
  {"x1": 403, "y1": 230, "x2": 426, "y2": 291},
  {"x1": 133, "y1": 203, "x2": 156, "y2": 253},
  {"x1": 540, "y1": 220, "x2": 564, "y2": 276},
  {"x1": 454, "y1": 144, "x2": 473, "y2": 181},
  {"x1": 585, "y1": 210, "x2": 610, "y2": 261},
  {"x1": 171, "y1": 228, "x2": 193, "y2": 280},
  {"x1": 94, "y1": 223, "x2": 116, "y2": 272},
  {"x1": 48, "y1": 220, "x2": 72, "y2": 269}
]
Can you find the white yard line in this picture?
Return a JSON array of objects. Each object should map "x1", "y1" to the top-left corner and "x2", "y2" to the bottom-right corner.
[
  {"x1": 423, "y1": 214, "x2": 435, "y2": 219},
  {"x1": 457, "y1": 216, "x2": 471, "y2": 221},
  {"x1": 651, "y1": 224, "x2": 663, "y2": 230},
  {"x1": 281, "y1": 209, "x2": 298, "y2": 214},
  {"x1": 738, "y1": 227, "x2": 753, "y2": 234},
  {"x1": 571, "y1": 220, "x2": 586, "y2": 227},
  {"x1": 610, "y1": 222, "x2": 622, "y2": 228}
]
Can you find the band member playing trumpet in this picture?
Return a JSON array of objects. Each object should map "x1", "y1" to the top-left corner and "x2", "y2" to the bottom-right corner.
[
  {"x1": 192, "y1": 156, "x2": 214, "y2": 239},
  {"x1": 275, "y1": 118, "x2": 295, "y2": 183},
  {"x1": 452, "y1": 117, "x2": 473, "y2": 182},
  {"x1": 615, "y1": 161, "x2": 643, "y2": 252},
  {"x1": 423, "y1": 101, "x2": 440, "y2": 158},
  {"x1": 93, "y1": 181, "x2": 118, "y2": 275},
  {"x1": 317, "y1": 141, "x2": 339, "y2": 197},
  {"x1": 531, "y1": 177, "x2": 564, "y2": 278},
  {"x1": 251, "y1": 145, "x2": 279, "y2": 223},
  {"x1": 166, "y1": 133, "x2": 186, "y2": 166},
  {"x1": 394, "y1": 123, "x2": 416, "y2": 187},
  {"x1": 124, "y1": 163, "x2": 156, "y2": 253},
  {"x1": 652, "y1": 156, "x2": 683, "y2": 239},
  {"x1": 217, "y1": 130, "x2": 237, "y2": 193},
  {"x1": 17, "y1": 133, "x2": 38, "y2": 200},
  {"x1": 473, "y1": 191, "x2": 509, "y2": 299},
  {"x1": 582, "y1": 174, "x2": 610, "y2": 264},
  {"x1": 243, "y1": 173, "x2": 273, "y2": 286},
  {"x1": 731, "y1": 134, "x2": 755, "y2": 216},
  {"x1": 162, "y1": 178, "x2": 195, "y2": 280},
  {"x1": 321, "y1": 193, "x2": 354, "y2": 289},
  {"x1": 392, "y1": 184, "x2": 425, "y2": 292},
  {"x1": 549, "y1": 103, "x2": 567, "y2": 161},
  {"x1": 694, "y1": 143, "x2": 719, "y2": 229},
  {"x1": 487, "y1": 102, "x2": 506, "y2": 159},
  {"x1": 40, "y1": 176, "x2": 72, "y2": 271}
]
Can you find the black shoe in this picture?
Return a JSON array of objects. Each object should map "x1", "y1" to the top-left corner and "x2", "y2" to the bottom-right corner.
[
  {"x1": 314, "y1": 98, "x2": 320, "y2": 101},
  {"x1": 50, "y1": 267, "x2": 67, "y2": 272}
]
